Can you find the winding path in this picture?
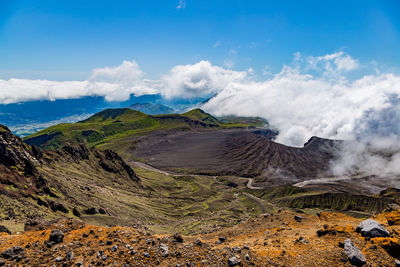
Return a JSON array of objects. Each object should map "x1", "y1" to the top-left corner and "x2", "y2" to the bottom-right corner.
[
  {"x1": 129, "y1": 161, "x2": 266, "y2": 190},
  {"x1": 128, "y1": 160, "x2": 272, "y2": 212}
]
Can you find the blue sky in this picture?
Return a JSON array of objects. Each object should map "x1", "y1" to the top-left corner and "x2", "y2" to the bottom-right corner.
[
  {"x1": 1, "y1": 0, "x2": 400, "y2": 144},
  {"x1": 1, "y1": 0, "x2": 399, "y2": 80}
]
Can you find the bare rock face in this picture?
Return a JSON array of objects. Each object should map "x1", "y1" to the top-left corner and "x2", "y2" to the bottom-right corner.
[
  {"x1": 56, "y1": 144, "x2": 139, "y2": 181},
  {"x1": 0, "y1": 124, "x2": 41, "y2": 177},
  {"x1": 343, "y1": 239, "x2": 366, "y2": 266},
  {"x1": 356, "y1": 219, "x2": 390, "y2": 238}
]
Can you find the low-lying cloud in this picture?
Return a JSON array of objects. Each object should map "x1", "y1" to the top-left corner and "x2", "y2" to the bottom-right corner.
[{"x1": 0, "y1": 60, "x2": 158, "y2": 104}]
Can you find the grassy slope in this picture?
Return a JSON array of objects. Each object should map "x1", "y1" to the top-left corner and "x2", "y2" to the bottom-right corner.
[
  {"x1": 23, "y1": 108, "x2": 254, "y2": 151},
  {"x1": 0, "y1": 162, "x2": 268, "y2": 234}
]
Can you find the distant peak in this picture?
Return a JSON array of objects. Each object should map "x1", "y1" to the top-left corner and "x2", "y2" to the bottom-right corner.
[
  {"x1": 80, "y1": 108, "x2": 140, "y2": 123},
  {"x1": 129, "y1": 102, "x2": 174, "y2": 115}
]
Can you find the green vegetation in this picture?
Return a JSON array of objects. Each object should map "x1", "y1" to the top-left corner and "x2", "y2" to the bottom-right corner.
[
  {"x1": 182, "y1": 108, "x2": 220, "y2": 125},
  {"x1": 218, "y1": 115, "x2": 270, "y2": 128},
  {"x1": 24, "y1": 108, "x2": 263, "y2": 151},
  {"x1": 245, "y1": 185, "x2": 392, "y2": 214}
]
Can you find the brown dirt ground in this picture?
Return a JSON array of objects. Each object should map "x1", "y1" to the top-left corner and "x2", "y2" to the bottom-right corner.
[{"x1": 0, "y1": 210, "x2": 399, "y2": 266}]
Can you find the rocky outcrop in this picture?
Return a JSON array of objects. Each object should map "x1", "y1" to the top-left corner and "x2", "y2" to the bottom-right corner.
[
  {"x1": 54, "y1": 144, "x2": 139, "y2": 181},
  {"x1": 0, "y1": 124, "x2": 41, "y2": 177}
]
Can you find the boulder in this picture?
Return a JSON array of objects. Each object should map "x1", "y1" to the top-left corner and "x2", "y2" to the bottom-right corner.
[
  {"x1": 1, "y1": 246, "x2": 24, "y2": 260},
  {"x1": 49, "y1": 229, "x2": 64, "y2": 244},
  {"x1": 343, "y1": 239, "x2": 366, "y2": 266},
  {"x1": 356, "y1": 219, "x2": 390, "y2": 237}
]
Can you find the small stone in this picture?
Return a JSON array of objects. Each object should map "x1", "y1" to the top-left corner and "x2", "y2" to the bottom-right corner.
[
  {"x1": 262, "y1": 213, "x2": 269, "y2": 218},
  {"x1": 228, "y1": 256, "x2": 239, "y2": 266},
  {"x1": 55, "y1": 257, "x2": 63, "y2": 262},
  {"x1": 395, "y1": 259, "x2": 400, "y2": 267},
  {"x1": 106, "y1": 240, "x2": 112, "y2": 245},
  {"x1": 160, "y1": 243, "x2": 169, "y2": 257},
  {"x1": 294, "y1": 215, "x2": 303, "y2": 222},
  {"x1": 194, "y1": 238, "x2": 203, "y2": 246},
  {"x1": 245, "y1": 253, "x2": 250, "y2": 261},
  {"x1": 111, "y1": 245, "x2": 117, "y2": 252},
  {"x1": 101, "y1": 255, "x2": 107, "y2": 261},
  {"x1": 232, "y1": 247, "x2": 241, "y2": 252},
  {"x1": 75, "y1": 262, "x2": 83, "y2": 267},
  {"x1": 173, "y1": 233, "x2": 184, "y2": 243},
  {"x1": 66, "y1": 251, "x2": 73, "y2": 260},
  {"x1": 218, "y1": 237, "x2": 227, "y2": 243},
  {"x1": 143, "y1": 252, "x2": 150, "y2": 257}
]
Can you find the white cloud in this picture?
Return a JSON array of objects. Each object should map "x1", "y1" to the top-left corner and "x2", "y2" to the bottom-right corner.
[
  {"x1": 160, "y1": 60, "x2": 248, "y2": 99},
  {"x1": 306, "y1": 51, "x2": 359, "y2": 74},
  {"x1": 89, "y1": 60, "x2": 158, "y2": 101},
  {"x1": 0, "y1": 60, "x2": 158, "y2": 104},
  {"x1": 176, "y1": 0, "x2": 186, "y2": 9},
  {"x1": 178, "y1": 52, "x2": 400, "y2": 148}
]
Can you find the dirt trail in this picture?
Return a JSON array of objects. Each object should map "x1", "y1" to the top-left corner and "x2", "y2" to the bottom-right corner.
[
  {"x1": 130, "y1": 160, "x2": 266, "y2": 190},
  {"x1": 129, "y1": 160, "x2": 273, "y2": 212}
]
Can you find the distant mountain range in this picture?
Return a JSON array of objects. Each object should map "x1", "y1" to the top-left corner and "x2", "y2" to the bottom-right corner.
[{"x1": 129, "y1": 102, "x2": 174, "y2": 115}]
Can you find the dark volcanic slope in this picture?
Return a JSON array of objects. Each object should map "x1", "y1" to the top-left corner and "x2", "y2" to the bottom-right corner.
[{"x1": 131, "y1": 129, "x2": 340, "y2": 184}]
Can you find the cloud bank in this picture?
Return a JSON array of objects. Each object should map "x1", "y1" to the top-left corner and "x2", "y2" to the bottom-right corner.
[{"x1": 0, "y1": 60, "x2": 158, "y2": 104}]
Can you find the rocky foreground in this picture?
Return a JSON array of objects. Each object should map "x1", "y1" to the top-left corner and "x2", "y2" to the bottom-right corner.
[{"x1": 0, "y1": 207, "x2": 399, "y2": 266}]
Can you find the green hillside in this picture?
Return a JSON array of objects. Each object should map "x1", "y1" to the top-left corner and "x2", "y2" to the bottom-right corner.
[
  {"x1": 182, "y1": 108, "x2": 221, "y2": 125},
  {"x1": 24, "y1": 108, "x2": 256, "y2": 152}
]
